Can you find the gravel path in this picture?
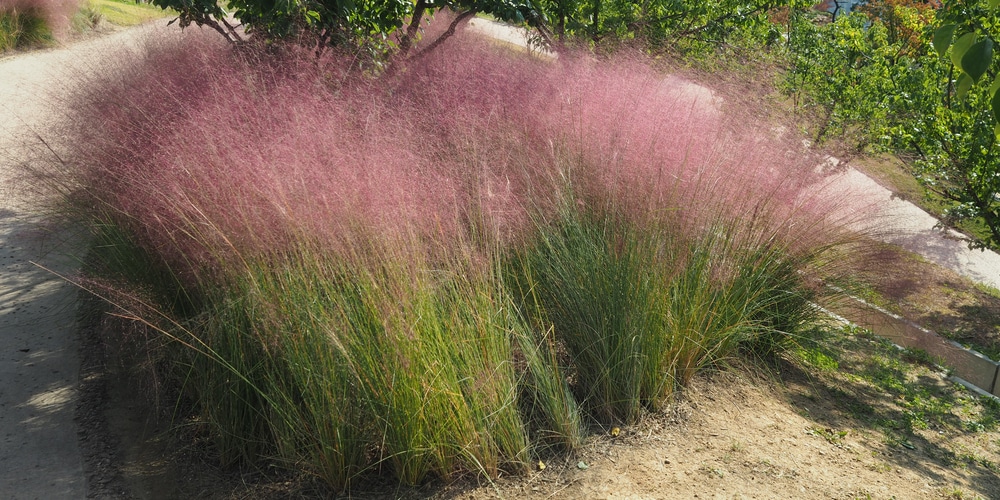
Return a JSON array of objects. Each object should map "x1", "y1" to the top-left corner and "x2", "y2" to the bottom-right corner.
[
  {"x1": 0, "y1": 20, "x2": 998, "y2": 499},
  {"x1": 0, "y1": 23, "x2": 173, "y2": 499},
  {"x1": 823, "y1": 165, "x2": 1000, "y2": 290}
]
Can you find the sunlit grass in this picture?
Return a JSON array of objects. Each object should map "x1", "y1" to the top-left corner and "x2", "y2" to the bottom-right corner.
[
  {"x1": 87, "y1": 0, "x2": 169, "y2": 26},
  {"x1": 790, "y1": 323, "x2": 1000, "y2": 472}
]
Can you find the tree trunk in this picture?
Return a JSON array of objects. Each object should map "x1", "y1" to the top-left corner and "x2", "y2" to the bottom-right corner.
[
  {"x1": 591, "y1": 0, "x2": 601, "y2": 42},
  {"x1": 557, "y1": 0, "x2": 566, "y2": 39},
  {"x1": 411, "y1": 10, "x2": 476, "y2": 60},
  {"x1": 398, "y1": 0, "x2": 430, "y2": 58}
]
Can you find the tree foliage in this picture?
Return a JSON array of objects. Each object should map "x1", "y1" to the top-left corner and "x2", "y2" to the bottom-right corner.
[
  {"x1": 931, "y1": 0, "x2": 1000, "y2": 128},
  {"x1": 154, "y1": 0, "x2": 817, "y2": 58},
  {"x1": 153, "y1": 0, "x2": 542, "y2": 57},
  {"x1": 786, "y1": 0, "x2": 1000, "y2": 249},
  {"x1": 534, "y1": 0, "x2": 813, "y2": 50}
]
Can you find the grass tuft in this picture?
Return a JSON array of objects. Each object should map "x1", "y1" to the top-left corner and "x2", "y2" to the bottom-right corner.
[
  {"x1": 0, "y1": 0, "x2": 80, "y2": 49},
  {"x1": 36, "y1": 24, "x2": 875, "y2": 490}
]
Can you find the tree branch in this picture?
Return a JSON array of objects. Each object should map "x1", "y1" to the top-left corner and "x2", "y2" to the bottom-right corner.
[
  {"x1": 410, "y1": 9, "x2": 476, "y2": 61},
  {"x1": 397, "y1": 0, "x2": 430, "y2": 58},
  {"x1": 675, "y1": 3, "x2": 772, "y2": 40}
]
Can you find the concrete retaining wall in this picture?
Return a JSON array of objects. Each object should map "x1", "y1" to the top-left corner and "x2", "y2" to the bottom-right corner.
[{"x1": 825, "y1": 296, "x2": 1000, "y2": 398}]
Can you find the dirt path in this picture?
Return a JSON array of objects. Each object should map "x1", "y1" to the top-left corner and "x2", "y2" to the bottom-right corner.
[
  {"x1": 0, "y1": 202, "x2": 84, "y2": 500},
  {"x1": 461, "y1": 367, "x2": 1000, "y2": 500},
  {"x1": 821, "y1": 164, "x2": 1000, "y2": 290},
  {"x1": 0, "y1": 22, "x2": 180, "y2": 499}
]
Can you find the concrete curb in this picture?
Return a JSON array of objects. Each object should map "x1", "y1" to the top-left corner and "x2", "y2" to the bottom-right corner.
[{"x1": 823, "y1": 293, "x2": 1000, "y2": 400}]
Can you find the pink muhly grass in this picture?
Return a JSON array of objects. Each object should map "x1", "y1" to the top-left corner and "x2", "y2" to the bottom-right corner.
[
  {"x1": 409, "y1": 33, "x2": 872, "y2": 272},
  {"x1": 56, "y1": 20, "x2": 875, "y2": 297},
  {"x1": 60, "y1": 33, "x2": 545, "y2": 286},
  {"x1": 36, "y1": 16, "x2": 893, "y2": 488}
]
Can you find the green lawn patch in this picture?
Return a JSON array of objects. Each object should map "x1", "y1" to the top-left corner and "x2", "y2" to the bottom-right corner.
[{"x1": 88, "y1": 0, "x2": 169, "y2": 26}]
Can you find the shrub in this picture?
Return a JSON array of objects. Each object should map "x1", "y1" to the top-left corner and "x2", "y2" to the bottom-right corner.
[{"x1": 42, "y1": 25, "x2": 872, "y2": 490}]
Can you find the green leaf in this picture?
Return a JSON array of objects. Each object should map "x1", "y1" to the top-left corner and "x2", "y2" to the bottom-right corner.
[
  {"x1": 994, "y1": 123, "x2": 1000, "y2": 141},
  {"x1": 957, "y1": 72, "x2": 974, "y2": 100},
  {"x1": 992, "y1": 87, "x2": 1000, "y2": 122},
  {"x1": 990, "y1": 0, "x2": 1000, "y2": 8},
  {"x1": 990, "y1": 73, "x2": 1000, "y2": 98},
  {"x1": 934, "y1": 24, "x2": 957, "y2": 59},
  {"x1": 961, "y1": 38, "x2": 994, "y2": 82},
  {"x1": 951, "y1": 32, "x2": 977, "y2": 69}
]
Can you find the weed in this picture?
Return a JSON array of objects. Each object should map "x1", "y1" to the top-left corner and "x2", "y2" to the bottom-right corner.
[
  {"x1": 973, "y1": 282, "x2": 1000, "y2": 300},
  {"x1": 699, "y1": 464, "x2": 726, "y2": 478},
  {"x1": 940, "y1": 487, "x2": 985, "y2": 500},
  {"x1": 900, "y1": 347, "x2": 943, "y2": 368},
  {"x1": 796, "y1": 345, "x2": 840, "y2": 371},
  {"x1": 865, "y1": 461, "x2": 891, "y2": 473},
  {"x1": 957, "y1": 451, "x2": 1000, "y2": 473},
  {"x1": 807, "y1": 426, "x2": 848, "y2": 445}
]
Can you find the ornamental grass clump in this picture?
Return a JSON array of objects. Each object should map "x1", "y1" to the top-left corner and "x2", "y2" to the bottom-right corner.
[
  {"x1": 0, "y1": 0, "x2": 79, "y2": 49},
  {"x1": 203, "y1": 241, "x2": 532, "y2": 486},
  {"x1": 43, "y1": 24, "x2": 872, "y2": 490}
]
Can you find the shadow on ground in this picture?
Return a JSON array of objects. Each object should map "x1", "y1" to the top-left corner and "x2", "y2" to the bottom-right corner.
[
  {"x1": 0, "y1": 211, "x2": 86, "y2": 498},
  {"x1": 779, "y1": 327, "x2": 1000, "y2": 495}
]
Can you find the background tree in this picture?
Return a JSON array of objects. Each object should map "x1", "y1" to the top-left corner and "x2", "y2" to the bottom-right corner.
[
  {"x1": 534, "y1": 0, "x2": 812, "y2": 50},
  {"x1": 930, "y1": 0, "x2": 999, "y2": 125},
  {"x1": 786, "y1": 0, "x2": 1000, "y2": 249},
  {"x1": 154, "y1": 0, "x2": 816, "y2": 59}
]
